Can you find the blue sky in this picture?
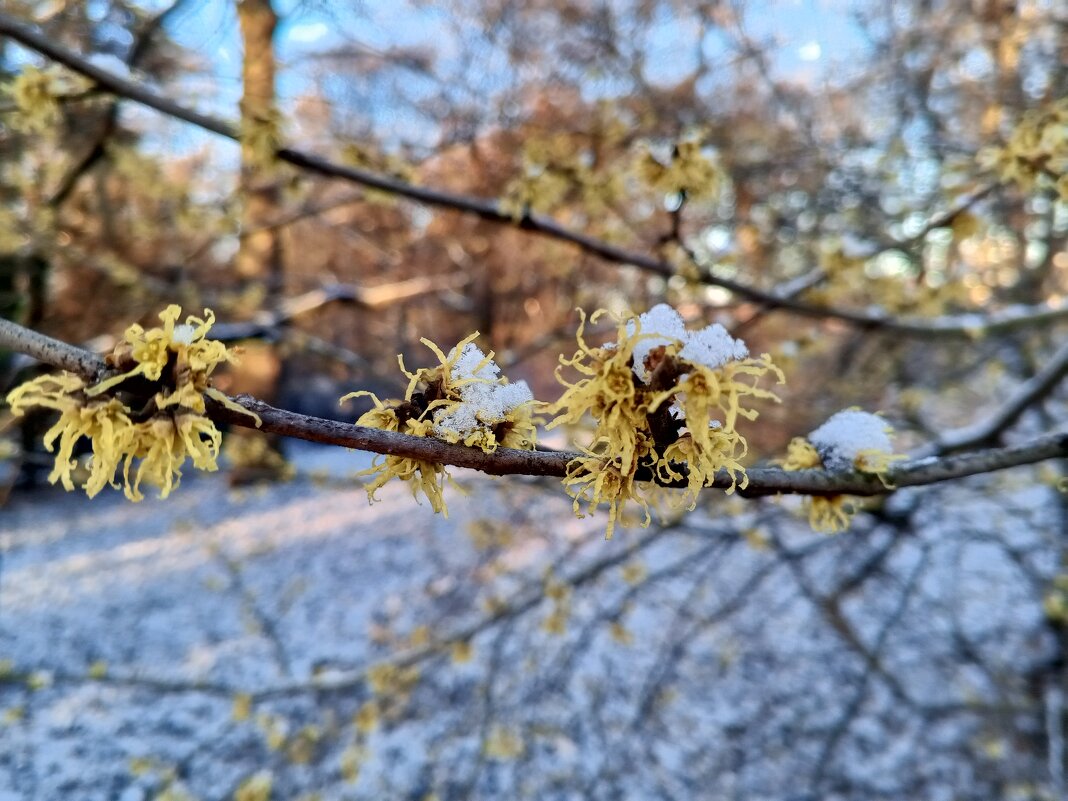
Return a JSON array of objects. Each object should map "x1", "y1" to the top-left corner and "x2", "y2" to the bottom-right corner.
[
  {"x1": 159, "y1": 0, "x2": 871, "y2": 123},
  {"x1": 40, "y1": 1, "x2": 873, "y2": 170}
]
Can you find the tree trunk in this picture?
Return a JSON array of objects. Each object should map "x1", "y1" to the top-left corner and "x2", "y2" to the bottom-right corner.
[
  {"x1": 236, "y1": 0, "x2": 282, "y2": 295},
  {"x1": 230, "y1": 0, "x2": 287, "y2": 482}
]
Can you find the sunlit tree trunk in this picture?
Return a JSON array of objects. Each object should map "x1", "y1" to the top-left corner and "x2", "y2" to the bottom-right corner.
[
  {"x1": 236, "y1": 0, "x2": 282, "y2": 294},
  {"x1": 231, "y1": 0, "x2": 287, "y2": 481}
]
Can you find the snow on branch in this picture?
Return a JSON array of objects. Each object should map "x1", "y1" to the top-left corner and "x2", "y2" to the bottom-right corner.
[{"x1": 1, "y1": 315, "x2": 1065, "y2": 504}]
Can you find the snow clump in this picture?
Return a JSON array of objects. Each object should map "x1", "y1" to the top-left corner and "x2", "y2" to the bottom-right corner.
[
  {"x1": 626, "y1": 303, "x2": 749, "y2": 380},
  {"x1": 808, "y1": 409, "x2": 894, "y2": 469},
  {"x1": 434, "y1": 343, "x2": 534, "y2": 438}
]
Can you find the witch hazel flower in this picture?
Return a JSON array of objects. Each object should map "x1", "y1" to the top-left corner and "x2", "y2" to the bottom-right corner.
[
  {"x1": 5, "y1": 305, "x2": 259, "y2": 501},
  {"x1": 432, "y1": 342, "x2": 536, "y2": 451},
  {"x1": 341, "y1": 333, "x2": 537, "y2": 516},
  {"x1": 781, "y1": 408, "x2": 902, "y2": 533},
  {"x1": 548, "y1": 304, "x2": 783, "y2": 537}
]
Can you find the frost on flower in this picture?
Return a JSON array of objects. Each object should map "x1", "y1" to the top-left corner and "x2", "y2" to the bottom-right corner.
[
  {"x1": 4, "y1": 305, "x2": 259, "y2": 501},
  {"x1": 342, "y1": 333, "x2": 537, "y2": 517},
  {"x1": 625, "y1": 304, "x2": 687, "y2": 381},
  {"x1": 780, "y1": 408, "x2": 902, "y2": 533},
  {"x1": 678, "y1": 322, "x2": 750, "y2": 371},
  {"x1": 548, "y1": 305, "x2": 783, "y2": 537}
]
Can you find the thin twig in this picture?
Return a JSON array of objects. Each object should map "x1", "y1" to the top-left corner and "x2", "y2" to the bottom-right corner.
[{"x1": 0, "y1": 317, "x2": 107, "y2": 379}]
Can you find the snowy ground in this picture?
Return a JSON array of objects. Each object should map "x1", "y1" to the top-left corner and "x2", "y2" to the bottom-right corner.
[
  {"x1": 0, "y1": 442, "x2": 650, "y2": 800},
  {"x1": 0, "y1": 443, "x2": 466, "y2": 799},
  {"x1": 0, "y1": 442, "x2": 1061, "y2": 800}
]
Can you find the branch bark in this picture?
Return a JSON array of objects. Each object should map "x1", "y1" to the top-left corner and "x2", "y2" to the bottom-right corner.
[
  {"x1": 0, "y1": 316, "x2": 108, "y2": 380},
  {"x1": 2, "y1": 316, "x2": 1066, "y2": 498}
]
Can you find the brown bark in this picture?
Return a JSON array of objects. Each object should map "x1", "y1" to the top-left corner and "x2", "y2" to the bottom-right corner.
[
  {"x1": 235, "y1": 0, "x2": 282, "y2": 294},
  {"x1": 231, "y1": 0, "x2": 285, "y2": 475}
]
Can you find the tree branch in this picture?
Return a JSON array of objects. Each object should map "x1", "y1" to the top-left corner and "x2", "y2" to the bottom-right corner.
[
  {"x1": 2, "y1": 316, "x2": 1066, "y2": 498},
  {"x1": 208, "y1": 276, "x2": 470, "y2": 341},
  {"x1": 928, "y1": 336, "x2": 1068, "y2": 455},
  {"x1": 1, "y1": 12, "x2": 1063, "y2": 339},
  {"x1": 0, "y1": 316, "x2": 108, "y2": 380}
]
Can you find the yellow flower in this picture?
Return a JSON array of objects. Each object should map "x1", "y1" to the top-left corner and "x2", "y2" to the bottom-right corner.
[
  {"x1": 240, "y1": 106, "x2": 284, "y2": 171},
  {"x1": 450, "y1": 640, "x2": 474, "y2": 663},
  {"x1": 5, "y1": 306, "x2": 259, "y2": 501},
  {"x1": 366, "y1": 662, "x2": 420, "y2": 698},
  {"x1": 354, "y1": 701, "x2": 379, "y2": 734},
  {"x1": 779, "y1": 438, "x2": 850, "y2": 532},
  {"x1": 548, "y1": 306, "x2": 783, "y2": 536},
  {"x1": 3, "y1": 66, "x2": 78, "y2": 134},
  {"x1": 780, "y1": 437, "x2": 822, "y2": 471},
  {"x1": 234, "y1": 771, "x2": 273, "y2": 801},
  {"x1": 88, "y1": 305, "x2": 245, "y2": 416},
  {"x1": 547, "y1": 311, "x2": 656, "y2": 502},
  {"x1": 342, "y1": 334, "x2": 536, "y2": 515},
  {"x1": 563, "y1": 448, "x2": 653, "y2": 539},
  {"x1": 635, "y1": 137, "x2": 720, "y2": 200},
  {"x1": 484, "y1": 726, "x2": 525, "y2": 760},
  {"x1": 779, "y1": 410, "x2": 902, "y2": 532},
  {"x1": 979, "y1": 99, "x2": 1068, "y2": 197},
  {"x1": 806, "y1": 496, "x2": 855, "y2": 534},
  {"x1": 343, "y1": 390, "x2": 453, "y2": 515},
  {"x1": 651, "y1": 359, "x2": 782, "y2": 505},
  {"x1": 7, "y1": 374, "x2": 134, "y2": 497},
  {"x1": 340, "y1": 743, "x2": 366, "y2": 783},
  {"x1": 120, "y1": 414, "x2": 225, "y2": 502}
]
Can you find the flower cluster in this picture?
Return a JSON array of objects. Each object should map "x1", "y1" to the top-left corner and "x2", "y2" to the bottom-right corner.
[
  {"x1": 5, "y1": 306, "x2": 258, "y2": 500},
  {"x1": 5, "y1": 66, "x2": 60, "y2": 133},
  {"x1": 547, "y1": 305, "x2": 783, "y2": 537},
  {"x1": 500, "y1": 133, "x2": 626, "y2": 220},
  {"x1": 343, "y1": 333, "x2": 537, "y2": 516},
  {"x1": 635, "y1": 137, "x2": 720, "y2": 201},
  {"x1": 780, "y1": 409, "x2": 901, "y2": 532},
  {"x1": 978, "y1": 99, "x2": 1068, "y2": 200}
]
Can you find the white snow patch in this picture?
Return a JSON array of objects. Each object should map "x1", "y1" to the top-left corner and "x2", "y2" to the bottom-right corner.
[
  {"x1": 808, "y1": 409, "x2": 893, "y2": 467},
  {"x1": 626, "y1": 304, "x2": 688, "y2": 380},
  {"x1": 624, "y1": 304, "x2": 749, "y2": 380},
  {"x1": 449, "y1": 342, "x2": 499, "y2": 383},
  {"x1": 678, "y1": 322, "x2": 749, "y2": 370},
  {"x1": 434, "y1": 343, "x2": 533, "y2": 438},
  {"x1": 170, "y1": 324, "x2": 197, "y2": 345}
]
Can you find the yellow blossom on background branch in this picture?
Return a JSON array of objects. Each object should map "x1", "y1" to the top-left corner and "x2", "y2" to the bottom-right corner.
[
  {"x1": 2, "y1": 64, "x2": 89, "y2": 134},
  {"x1": 978, "y1": 98, "x2": 1068, "y2": 200}
]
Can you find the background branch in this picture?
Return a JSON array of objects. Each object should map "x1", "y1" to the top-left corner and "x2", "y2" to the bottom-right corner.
[
  {"x1": 0, "y1": 12, "x2": 1060, "y2": 340},
  {"x1": 927, "y1": 336, "x2": 1068, "y2": 455}
]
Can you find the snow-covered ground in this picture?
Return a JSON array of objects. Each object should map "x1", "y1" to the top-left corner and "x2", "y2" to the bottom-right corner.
[
  {"x1": 0, "y1": 442, "x2": 615, "y2": 800},
  {"x1": 0, "y1": 442, "x2": 1062, "y2": 800}
]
